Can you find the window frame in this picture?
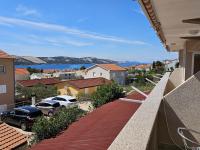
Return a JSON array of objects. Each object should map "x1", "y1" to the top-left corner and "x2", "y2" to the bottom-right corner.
[{"x1": 0, "y1": 65, "x2": 5, "y2": 73}]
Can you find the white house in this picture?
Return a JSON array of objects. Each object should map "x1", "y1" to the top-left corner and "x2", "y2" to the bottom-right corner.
[
  {"x1": 85, "y1": 64, "x2": 127, "y2": 85},
  {"x1": 53, "y1": 71, "x2": 76, "y2": 80},
  {"x1": 30, "y1": 73, "x2": 52, "y2": 79}
]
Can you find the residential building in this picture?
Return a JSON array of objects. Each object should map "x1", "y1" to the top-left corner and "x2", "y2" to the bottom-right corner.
[
  {"x1": 53, "y1": 71, "x2": 76, "y2": 80},
  {"x1": 0, "y1": 123, "x2": 27, "y2": 149},
  {"x1": 17, "y1": 78, "x2": 61, "y2": 87},
  {"x1": 85, "y1": 64, "x2": 127, "y2": 85},
  {"x1": 15, "y1": 68, "x2": 30, "y2": 81},
  {"x1": 0, "y1": 50, "x2": 15, "y2": 112},
  {"x1": 163, "y1": 59, "x2": 179, "y2": 71},
  {"x1": 56, "y1": 77, "x2": 111, "y2": 96},
  {"x1": 135, "y1": 64, "x2": 152, "y2": 71},
  {"x1": 30, "y1": 73, "x2": 52, "y2": 79}
]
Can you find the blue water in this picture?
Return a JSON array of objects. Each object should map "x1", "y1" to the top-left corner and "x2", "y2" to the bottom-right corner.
[{"x1": 15, "y1": 62, "x2": 140, "y2": 70}]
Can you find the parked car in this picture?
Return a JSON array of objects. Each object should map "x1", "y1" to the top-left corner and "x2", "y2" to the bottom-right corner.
[
  {"x1": 35, "y1": 100, "x2": 60, "y2": 116},
  {"x1": 44, "y1": 95, "x2": 77, "y2": 108},
  {"x1": 0, "y1": 106, "x2": 42, "y2": 130}
]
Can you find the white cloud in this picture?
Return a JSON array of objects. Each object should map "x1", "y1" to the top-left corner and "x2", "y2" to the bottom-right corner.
[
  {"x1": 28, "y1": 34, "x2": 93, "y2": 47},
  {"x1": 16, "y1": 4, "x2": 40, "y2": 17},
  {"x1": 0, "y1": 16, "x2": 149, "y2": 45}
]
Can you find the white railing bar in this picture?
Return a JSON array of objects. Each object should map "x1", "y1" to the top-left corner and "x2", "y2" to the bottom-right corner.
[
  {"x1": 145, "y1": 78, "x2": 157, "y2": 85},
  {"x1": 131, "y1": 86, "x2": 148, "y2": 98},
  {"x1": 119, "y1": 98, "x2": 144, "y2": 103}
]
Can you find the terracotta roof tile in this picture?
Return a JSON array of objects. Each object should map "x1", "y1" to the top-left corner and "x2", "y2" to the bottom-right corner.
[
  {"x1": 0, "y1": 50, "x2": 14, "y2": 59},
  {"x1": 15, "y1": 68, "x2": 30, "y2": 75},
  {"x1": 0, "y1": 123, "x2": 27, "y2": 150},
  {"x1": 92, "y1": 64, "x2": 127, "y2": 71},
  {"x1": 126, "y1": 91, "x2": 150, "y2": 100},
  {"x1": 67, "y1": 77, "x2": 111, "y2": 89},
  {"x1": 17, "y1": 78, "x2": 61, "y2": 87},
  {"x1": 31, "y1": 100, "x2": 140, "y2": 150}
]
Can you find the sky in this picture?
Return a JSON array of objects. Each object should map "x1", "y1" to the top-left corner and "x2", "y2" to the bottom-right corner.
[{"x1": 0, "y1": 0, "x2": 177, "y2": 62}]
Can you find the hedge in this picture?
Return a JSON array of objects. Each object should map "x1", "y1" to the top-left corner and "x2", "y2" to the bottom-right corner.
[
  {"x1": 32, "y1": 106, "x2": 86, "y2": 141},
  {"x1": 92, "y1": 82, "x2": 124, "y2": 108}
]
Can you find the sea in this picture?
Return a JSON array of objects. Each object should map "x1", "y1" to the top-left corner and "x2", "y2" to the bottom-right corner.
[{"x1": 15, "y1": 62, "x2": 141, "y2": 70}]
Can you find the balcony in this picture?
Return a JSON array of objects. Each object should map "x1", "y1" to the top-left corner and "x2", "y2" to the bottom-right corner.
[{"x1": 108, "y1": 69, "x2": 200, "y2": 150}]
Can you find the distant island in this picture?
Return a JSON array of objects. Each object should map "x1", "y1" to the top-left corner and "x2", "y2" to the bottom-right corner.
[{"x1": 14, "y1": 56, "x2": 117, "y2": 65}]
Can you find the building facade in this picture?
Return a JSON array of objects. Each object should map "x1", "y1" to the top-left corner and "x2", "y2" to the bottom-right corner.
[
  {"x1": 0, "y1": 50, "x2": 15, "y2": 112},
  {"x1": 15, "y1": 68, "x2": 30, "y2": 81},
  {"x1": 85, "y1": 64, "x2": 127, "y2": 85}
]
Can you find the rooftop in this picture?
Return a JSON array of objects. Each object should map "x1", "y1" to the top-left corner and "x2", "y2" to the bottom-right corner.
[
  {"x1": 0, "y1": 123, "x2": 27, "y2": 150},
  {"x1": 66, "y1": 77, "x2": 111, "y2": 89},
  {"x1": 88, "y1": 64, "x2": 127, "y2": 71},
  {"x1": 15, "y1": 68, "x2": 30, "y2": 75},
  {"x1": 0, "y1": 50, "x2": 14, "y2": 59},
  {"x1": 31, "y1": 92, "x2": 146, "y2": 150},
  {"x1": 17, "y1": 78, "x2": 61, "y2": 87}
]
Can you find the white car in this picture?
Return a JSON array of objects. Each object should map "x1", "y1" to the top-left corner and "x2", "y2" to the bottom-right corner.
[{"x1": 44, "y1": 95, "x2": 77, "y2": 108}]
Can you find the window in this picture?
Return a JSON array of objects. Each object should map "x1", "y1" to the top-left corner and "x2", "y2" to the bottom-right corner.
[
  {"x1": 93, "y1": 72, "x2": 96, "y2": 77},
  {"x1": 53, "y1": 97, "x2": 66, "y2": 101},
  {"x1": 69, "y1": 99, "x2": 77, "y2": 102},
  {"x1": 100, "y1": 73, "x2": 102, "y2": 76},
  {"x1": 0, "y1": 85, "x2": 6, "y2": 94},
  {"x1": 0, "y1": 65, "x2": 5, "y2": 73},
  {"x1": 15, "y1": 110, "x2": 27, "y2": 116},
  {"x1": 112, "y1": 72, "x2": 116, "y2": 77}
]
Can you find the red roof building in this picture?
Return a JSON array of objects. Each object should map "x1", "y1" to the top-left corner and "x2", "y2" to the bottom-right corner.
[
  {"x1": 15, "y1": 68, "x2": 30, "y2": 75},
  {"x1": 97, "y1": 64, "x2": 127, "y2": 71},
  {"x1": 0, "y1": 123, "x2": 27, "y2": 150},
  {"x1": 66, "y1": 77, "x2": 111, "y2": 89},
  {"x1": 31, "y1": 92, "x2": 148, "y2": 150},
  {"x1": 17, "y1": 78, "x2": 61, "y2": 87},
  {"x1": 0, "y1": 50, "x2": 14, "y2": 59}
]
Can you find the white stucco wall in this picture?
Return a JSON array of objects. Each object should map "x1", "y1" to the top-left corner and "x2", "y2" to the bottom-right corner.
[
  {"x1": 85, "y1": 66, "x2": 127, "y2": 85},
  {"x1": 85, "y1": 66, "x2": 111, "y2": 79}
]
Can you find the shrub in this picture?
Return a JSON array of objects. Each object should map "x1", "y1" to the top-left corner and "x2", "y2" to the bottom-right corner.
[
  {"x1": 92, "y1": 82, "x2": 124, "y2": 108},
  {"x1": 32, "y1": 106, "x2": 86, "y2": 141},
  {"x1": 76, "y1": 93, "x2": 92, "y2": 101}
]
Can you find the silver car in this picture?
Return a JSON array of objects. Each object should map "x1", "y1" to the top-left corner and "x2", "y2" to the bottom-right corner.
[{"x1": 35, "y1": 100, "x2": 60, "y2": 116}]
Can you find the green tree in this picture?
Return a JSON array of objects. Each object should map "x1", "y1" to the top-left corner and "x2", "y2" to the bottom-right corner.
[
  {"x1": 16, "y1": 83, "x2": 59, "y2": 101},
  {"x1": 92, "y1": 82, "x2": 124, "y2": 108},
  {"x1": 27, "y1": 67, "x2": 43, "y2": 74},
  {"x1": 80, "y1": 66, "x2": 86, "y2": 70}
]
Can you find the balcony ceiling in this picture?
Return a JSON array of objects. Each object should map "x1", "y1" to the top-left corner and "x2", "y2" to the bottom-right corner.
[{"x1": 140, "y1": 0, "x2": 200, "y2": 51}]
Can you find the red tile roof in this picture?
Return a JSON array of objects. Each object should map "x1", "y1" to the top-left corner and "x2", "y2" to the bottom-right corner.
[
  {"x1": 126, "y1": 91, "x2": 150, "y2": 100},
  {"x1": 88, "y1": 64, "x2": 126, "y2": 71},
  {"x1": 0, "y1": 123, "x2": 27, "y2": 150},
  {"x1": 31, "y1": 100, "x2": 140, "y2": 150},
  {"x1": 17, "y1": 78, "x2": 61, "y2": 87},
  {"x1": 66, "y1": 77, "x2": 111, "y2": 89},
  {"x1": 0, "y1": 50, "x2": 14, "y2": 59},
  {"x1": 135, "y1": 64, "x2": 151, "y2": 69},
  {"x1": 15, "y1": 68, "x2": 30, "y2": 75}
]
